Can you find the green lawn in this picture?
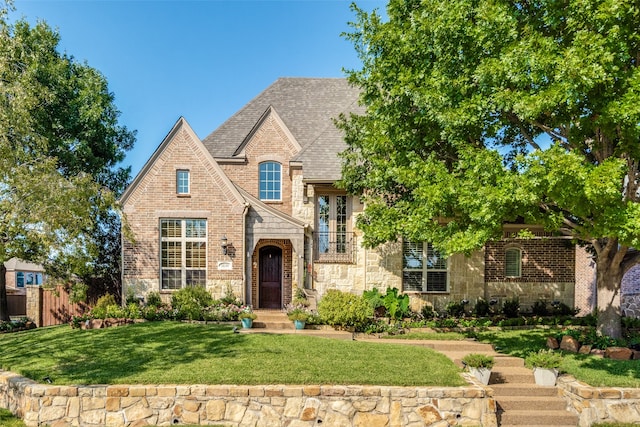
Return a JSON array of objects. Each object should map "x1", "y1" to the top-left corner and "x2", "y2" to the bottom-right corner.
[
  {"x1": 396, "y1": 327, "x2": 640, "y2": 388},
  {"x1": 474, "y1": 328, "x2": 640, "y2": 388},
  {"x1": 0, "y1": 322, "x2": 464, "y2": 387},
  {"x1": 0, "y1": 409, "x2": 27, "y2": 427}
]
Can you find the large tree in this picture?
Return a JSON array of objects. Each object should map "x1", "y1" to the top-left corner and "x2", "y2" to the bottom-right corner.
[
  {"x1": 0, "y1": 5, "x2": 135, "y2": 320},
  {"x1": 339, "y1": 0, "x2": 640, "y2": 338}
]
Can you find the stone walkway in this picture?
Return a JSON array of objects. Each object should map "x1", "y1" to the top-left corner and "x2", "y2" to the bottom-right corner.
[{"x1": 245, "y1": 311, "x2": 579, "y2": 427}]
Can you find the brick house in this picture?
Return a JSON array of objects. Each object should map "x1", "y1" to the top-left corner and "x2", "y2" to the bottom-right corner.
[
  {"x1": 3, "y1": 258, "x2": 45, "y2": 296},
  {"x1": 120, "y1": 78, "x2": 594, "y2": 313}
]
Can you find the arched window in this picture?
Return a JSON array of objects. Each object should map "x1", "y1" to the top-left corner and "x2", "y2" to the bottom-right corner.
[
  {"x1": 259, "y1": 162, "x2": 282, "y2": 201},
  {"x1": 505, "y1": 247, "x2": 522, "y2": 278}
]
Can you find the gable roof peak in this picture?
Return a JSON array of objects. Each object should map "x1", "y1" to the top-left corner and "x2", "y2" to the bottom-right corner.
[{"x1": 201, "y1": 78, "x2": 359, "y2": 163}]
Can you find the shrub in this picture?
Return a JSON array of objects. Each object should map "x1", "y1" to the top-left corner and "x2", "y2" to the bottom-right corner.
[
  {"x1": 551, "y1": 301, "x2": 577, "y2": 316},
  {"x1": 531, "y1": 300, "x2": 549, "y2": 317},
  {"x1": 421, "y1": 304, "x2": 436, "y2": 319},
  {"x1": 502, "y1": 297, "x2": 520, "y2": 318},
  {"x1": 525, "y1": 349, "x2": 563, "y2": 369},
  {"x1": 473, "y1": 299, "x2": 490, "y2": 317},
  {"x1": 287, "y1": 308, "x2": 310, "y2": 322},
  {"x1": 462, "y1": 353, "x2": 494, "y2": 369},
  {"x1": 445, "y1": 300, "x2": 466, "y2": 317},
  {"x1": 95, "y1": 294, "x2": 117, "y2": 310},
  {"x1": 238, "y1": 308, "x2": 257, "y2": 320},
  {"x1": 218, "y1": 285, "x2": 242, "y2": 307},
  {"x1": 171, "y1": 286, "x2": 214, "y2": 321},
  {"x1": 91, "y1": 294, "x2": 120, "y2": 319},
  {"x1": 318, "y1": 289, "x2": 373, "y2": 331},
  {"x1": 146, "y1": 292, "x2": 163, "y2": 308}
]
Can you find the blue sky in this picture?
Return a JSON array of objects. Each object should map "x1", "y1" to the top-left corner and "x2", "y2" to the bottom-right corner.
[{"x1": 11, "y1": 0, "x2": 386, "y2": 177}]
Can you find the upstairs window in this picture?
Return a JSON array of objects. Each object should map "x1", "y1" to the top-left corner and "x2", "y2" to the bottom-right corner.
[
  {"x1": 16, "y1": 272, "x2": 43, "y2": 288},
  {"x1": 505, "y1": 247, "x2": 522, "y2": 278},
  {"x1": 403, "y1": 241, "x2": 448, "y2": 293},
  {"x1": 259, "y1": 162, "x2": 282, "y2": 201},
  {"x1": 176, "y1": 170, "x2": 190, "y2": 195}
]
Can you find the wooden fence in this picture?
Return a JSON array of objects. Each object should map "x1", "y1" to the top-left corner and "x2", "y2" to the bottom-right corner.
[
  {"x1": 27, "y1": 286, "x2": 90, "y2": 327},
  {"x1": 6, "y1": 294, "x2": 26, "y2": 316}
]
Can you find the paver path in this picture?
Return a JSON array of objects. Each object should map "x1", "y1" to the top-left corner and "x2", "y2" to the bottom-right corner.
[{"x1": 245, "y1": 311, "x2": 579, "y2": 426}]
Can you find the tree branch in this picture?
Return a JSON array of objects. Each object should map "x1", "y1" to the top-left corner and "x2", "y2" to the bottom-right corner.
[
  {"x1": 531, "y1": 120, "x2": 567, "y2": 144},
  {"x1": 506, "y1": 112, "x2": 541, "y2": 150}
]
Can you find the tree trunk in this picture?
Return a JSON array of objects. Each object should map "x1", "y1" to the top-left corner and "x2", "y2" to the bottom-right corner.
[
  {"x1": 595, "y1": 255, "x2": 623, "y2": 339},
  {"x1": 0, "y1": 264, "x2": 10, "y2": 322}
]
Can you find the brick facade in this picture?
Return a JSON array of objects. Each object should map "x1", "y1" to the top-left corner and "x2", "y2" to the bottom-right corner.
[
  {"x1": 485, "y1": 239, "x2": 575, "y2": 283},
  {"x1": 219, "y1": 109, "x2": 299, "y2": 217},
  {"x1": 121, "y1": 120, "x2": 246, "y2": 301}
]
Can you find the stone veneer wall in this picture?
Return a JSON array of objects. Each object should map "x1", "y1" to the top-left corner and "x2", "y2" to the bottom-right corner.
[
  {"x1": 621, "y1": 294, "x2": 640, "y2": 319},
  {"x1": 557, "y1": 375, "x2": 640, "y2": 426},
  {"x1": 0, "y1": 371, "x2": 497, "y2": 427}
]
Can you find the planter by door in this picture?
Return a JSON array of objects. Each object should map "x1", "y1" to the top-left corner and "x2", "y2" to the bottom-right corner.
[
  {"x1": 241, "y1": 318, "x2": 253, "y2": 329},
  {"x1": 533, "y1": 367, "x2": 558, "y2": 386},
  {"x1": 469, "y1": 367, "x2": 491, "y2": 385},
  {"x1": 294, "y1": 320, "x2": 306, "y2": 330}
]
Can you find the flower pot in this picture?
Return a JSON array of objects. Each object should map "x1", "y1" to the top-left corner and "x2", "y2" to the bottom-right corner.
[
  {"x1": 293, "y1": 320, "x2": 306, "y2": 330},
  {"x1": 533, "y1": 367, "x2": 558, "y2": 386},
  {"x1": 469, "y1": 367, "x2": 492, "y2": 385},
  {"x1": 241, "y1": 317, "x2": 253, "y2": 329}
]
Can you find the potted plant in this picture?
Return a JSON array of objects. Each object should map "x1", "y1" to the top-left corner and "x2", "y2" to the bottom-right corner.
[
  {"x1": 238, "y1": 308, "x2": 257, "y2": 329},
  {"x1": 461, "y1": 353, "x2": 495, "y2": 385},
  {"x1": 287, "y1": 308, "x2": 309, "y2": 330},
  {"x1": 525, "y1": 349, "x2": 562, "y2": 386}
]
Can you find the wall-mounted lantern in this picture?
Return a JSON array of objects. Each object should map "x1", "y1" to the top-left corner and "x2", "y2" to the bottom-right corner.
[{"x1": 221, "y1": 236, "x2": 228, "y2": 255}]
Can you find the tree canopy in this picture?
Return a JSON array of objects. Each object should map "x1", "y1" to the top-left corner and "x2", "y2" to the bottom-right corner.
[
  {"x1": 0, "y1": 6, "x2": 135, "y2": 320},
  {"x1": 339, "y1": 0, "x2": 640, "y2": 337}
]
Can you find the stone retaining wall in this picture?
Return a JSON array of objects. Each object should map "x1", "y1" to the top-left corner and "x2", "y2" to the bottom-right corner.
[
  {"x1": 0, "y1": 370, "x2": 497, "y2": 427},
  {"x1": 557, "y1": 375, "x2": 640, "y2": 426}
]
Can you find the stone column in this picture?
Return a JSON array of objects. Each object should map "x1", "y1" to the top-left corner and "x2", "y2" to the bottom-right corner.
[{"x1": 26, "y1": 286, "x2": 42, "y2": 327}]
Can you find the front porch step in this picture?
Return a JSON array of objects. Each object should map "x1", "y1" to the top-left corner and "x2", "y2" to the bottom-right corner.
[
  {"x1": 491, "y1": 384, "x2": 560, "y2": 397},
  {"x1": 497, "y1": 396, "x2": 568, "y2": 411},
  {"x1": 498, "y1": 410, "x2": 578, "y2": 426},
  {"x1": 251, "y1": 311, "x2": 292, "y2": 329},
  {"x1": 490, "y1": 367, "x2": 536, "y2": 385}
]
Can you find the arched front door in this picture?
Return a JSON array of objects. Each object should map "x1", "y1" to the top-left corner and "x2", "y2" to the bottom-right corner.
[{"x1": 259, "y1": 246, "x2": 282, "y2": 309}]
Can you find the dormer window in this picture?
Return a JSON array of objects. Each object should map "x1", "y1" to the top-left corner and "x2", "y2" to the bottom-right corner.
[
  {"x1": 259, "y1": 162, "x2": 281, "y2": 201},
  {"x1": 177, "y1": 170, "x2": 190, "y2": 195}
]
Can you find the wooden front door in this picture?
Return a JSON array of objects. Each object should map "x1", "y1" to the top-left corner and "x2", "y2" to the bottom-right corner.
[{"x1": 259, "y1": 246, "x2": 282, "y2": 309}]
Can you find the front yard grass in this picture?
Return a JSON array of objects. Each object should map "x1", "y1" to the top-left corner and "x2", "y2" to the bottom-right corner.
[
  {"x1": 0, "y1": 322, "x2": 464, "y2": 387},
  {"x1": 398, "y1": 328, "x2": 640, "y2": 388},
  {"x1": 474, "y1": 328, "x2": 640, "y2": 388}
]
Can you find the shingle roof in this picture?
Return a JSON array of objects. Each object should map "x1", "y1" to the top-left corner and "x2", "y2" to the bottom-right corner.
[{"x1": 201, "y1": 78, "x2": 361, "y2": 181}]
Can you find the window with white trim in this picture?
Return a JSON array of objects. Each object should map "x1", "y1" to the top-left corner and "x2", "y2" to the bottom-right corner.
[
  {"x1": 160, "y1": 219, "x2": 207, "y2": 290},
  {"x1": 176, "y1": 170, "x2": 190, "y2": 194},
  {"x1": 505, "y1": 247, "x2": 522, "y2": 278},
  {"x1": 259, "y1": 162, "x2": 282, "y2": 201},
  {"x1": 403, "y1": 241, "x2": 448, "y2": 292}
]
